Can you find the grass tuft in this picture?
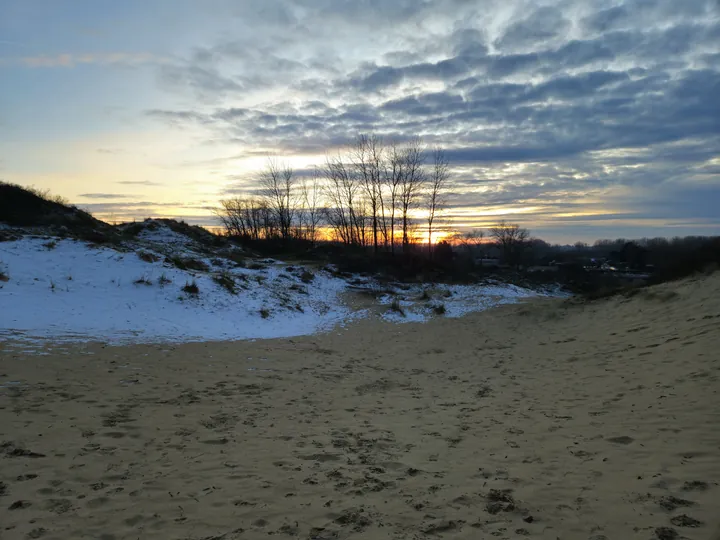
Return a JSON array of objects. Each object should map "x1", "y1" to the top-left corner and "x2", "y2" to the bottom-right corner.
[
  {"x1": 213, "y1": 271, "x2": 237, "y2": 295},
  {"x1": 433, "y1": 303, "x2": 446, "y2": 315},
  {"x1": 390, "y1": 298, "x2": 405, "y2": 317},
  {"x1": 300, "y1": 270, "x2": 315, "y2": 283},
  {"x1": 182, "y1": 280, "x2": 200, "y2": 295},
  {"x1": 168, "y1": 256, "x2": 210, "y2": 272},
  {"x1": 260, "y1": 308, "x2": 270, "y2": 319},
  {"x1": 137, "y1": 251, "x2": 161, "y2": 263},
  {"x1": 134, "y1": 276, "x2": 153, "y2": 286}
]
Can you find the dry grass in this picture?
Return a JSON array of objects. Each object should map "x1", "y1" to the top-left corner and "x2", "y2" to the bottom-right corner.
[
  {"x1": 182, "y1": 280, "x2": 200, "y2": 295},
  {"x1": 138, "y1": 251, "x2": 161, "y2": 263},
  {"x1": 213, "y1": 271, "x2": 238, "y2": 295}
]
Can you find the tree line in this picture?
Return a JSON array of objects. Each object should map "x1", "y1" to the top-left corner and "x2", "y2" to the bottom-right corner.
[{"x1": 216, "y1": 134, "x2": 450, "y2": 256}]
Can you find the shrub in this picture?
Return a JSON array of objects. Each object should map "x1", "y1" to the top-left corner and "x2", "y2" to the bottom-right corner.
[
  {"x1": 182, "y1": 280, "x2": 200, "y2": 295},
  {"x1": 223, "y1": 251, "x2": 246, "y2": 267},
  {"x1": 43, "y1": 240, "x2": 58, "y2": 250},
  {"x1": 300, "y1": 270, "x2": 315, "y2": 283},
  {"x1": 389, "y1": 298, "x2": 405, "y2": 317},
  {"x1": 120, "y1": 222, "x2": 145, "y2": 238},
  {"x1": 420, "y1": 289, "x2": 431, "y2": 301},
  {"x1": 213, "y1": 271, "x2": 237, "y2": 295},
  {"x1": 289, "y1": 283, "x2": 308, "y2": 294},
  {"x1": 247, "y1": 262, "x2": 265, "y2": 270},
  {"x1": 134, "y1": 276, "x2": 153, "y2": 286},
  {"x1": 158, "y1": 273, "x2": 172, "y2": 286},
  {"x1": 433, "y1": 304, "x2": 446, "y2": 315},
  {"x1": 260, "y1": 308, "x2": 270, "y2": 319},
  {"x1": 138, "y1": 251, "x2": 161, "y2": 263},
  {"x1": 0, "y1": 269, "x2": 8, "y2": 282},
  {"x1": 168, "y1": 257, "x2": 210, "y2": 272}
]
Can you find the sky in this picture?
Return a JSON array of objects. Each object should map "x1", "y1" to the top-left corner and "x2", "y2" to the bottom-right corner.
[{"x1": 1, "y1": 0, "x2": 719, "y2": 243}]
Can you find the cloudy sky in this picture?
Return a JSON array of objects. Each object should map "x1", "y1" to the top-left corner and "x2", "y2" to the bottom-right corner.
[{"x1": 1, "y1": 0, "x2": 719, "y2": 242}]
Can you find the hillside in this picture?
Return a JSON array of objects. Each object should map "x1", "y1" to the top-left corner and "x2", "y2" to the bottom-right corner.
[
  {"x1": 0, "y1": 182, "x2": 116, "y2": 240},
  {"x1": 0, "y1": 218, "x2": 554, "y2": 344}
]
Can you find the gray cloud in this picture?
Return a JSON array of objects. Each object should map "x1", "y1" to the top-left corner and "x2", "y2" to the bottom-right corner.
[
  {"x1": 495, "y1": 6, "x2": 570, "y2": 51},
  {"x1": 79, "y1": 193, "x2": 136, "y2": 199},
  {"x1": 143, "y1": 0, "x2": 720, "y2": 240},
  {"x1": 116, "y1": 180, "x2": 163, "y2": 186}
]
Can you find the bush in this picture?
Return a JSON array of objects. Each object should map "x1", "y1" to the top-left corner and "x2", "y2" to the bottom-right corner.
[
  {"x1": 247, "y1": 262, "x2": 265, "y2": 270},
  {"x1": 134, "y1": 276, "x2": 153, "y2": 286},
  {"x1": 138, "y1": 251, "x2": 161, "y2": 263},
  {"x1": 168, "y1": 256, "x2": 210, "y2": 272},
  {"x1": 389, "y1": 298, "x2": 405, "y2": 317},
  {"x1": 0, "y1": 269, "x2": 8, "y2": 282},
  {"x1": 213, "y1": 271, "x2": 237, "y2": 295},
  {"x1": 158, "y1": 273, "x2": 172, "y2": 286},
  {"x1": 300, "y1": 270, "x2": 315, "y2": 283},
  {"x1": 182, "y1": 280, "x2": 200, "y2": 295},
  {"x1": 43, "y1": 240, "x2": 58, "y2": 250},
  {"x1": 120, "y1": 222, "x2": 144, "y2": 238},
  {"x1": 260, "y1": 308, "x2": 270, "y2": 319},
  {"x1": 433, "y1": 304, "x2": 446, "y2": 315},
  {"x1": 289, "y1": 283, "x2": 308, "y2": 294}
]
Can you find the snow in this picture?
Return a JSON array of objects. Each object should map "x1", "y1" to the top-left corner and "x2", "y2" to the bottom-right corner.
[
  {"x1": 136, "y1": 223, "x2": 196, "y2": 247},
  {"x1": 0, "y1": 237, "x2": 352, "y2": 344},
  {"x1": 0, "y1": 233, "x2": 561, "y2": 346},
  {"x1": 376, "y1": 281, "x2": 559, "y2": 323}
]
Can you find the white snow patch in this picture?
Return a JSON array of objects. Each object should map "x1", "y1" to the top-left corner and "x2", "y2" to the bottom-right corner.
[
  {"x1": 376, "y1": 281, "x2": 556, "y2": 323},
  {"x1": 136, "y1": 223, "x2": 196, "y2": 247},
  {"x1": 0, "y1": 237, "x2": 352, "y2": 344}
]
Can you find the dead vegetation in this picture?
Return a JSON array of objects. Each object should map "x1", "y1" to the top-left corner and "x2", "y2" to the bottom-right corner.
[{"x1": 182, "y1": 280, "x2": 200, "y2": 295}]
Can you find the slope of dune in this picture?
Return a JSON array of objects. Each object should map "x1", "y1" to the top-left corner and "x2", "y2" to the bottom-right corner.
[
  {"x1": 0, "y1": 228, "x2": 555, "y2": 344},
  {"x1": 1, "y1": 272, "x2": 718, "y2": 539}
]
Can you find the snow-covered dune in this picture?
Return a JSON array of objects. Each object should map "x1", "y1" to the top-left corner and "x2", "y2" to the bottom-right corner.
[
  {"x1": 0, "y1": 224, "x2": 558, "y2": 345},
  {"x1": 0, "y1": 236, "x2": 352, "y2": 343}
]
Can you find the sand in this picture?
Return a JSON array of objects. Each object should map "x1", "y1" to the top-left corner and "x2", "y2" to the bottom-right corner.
[{"x1": 1, "y1": 274, "x2": 719, "y2": 540}]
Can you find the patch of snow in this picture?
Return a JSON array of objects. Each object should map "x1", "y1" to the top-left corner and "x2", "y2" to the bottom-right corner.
[
  {"x1": 136, "y1": 223, "x2": 196, "y2": 248},
  {"x1": 376, "y1": 281, "x2": 555, "y2": 323},
  {"x1": 0, "y1": 237, "x2": 353, "y2": 344}
]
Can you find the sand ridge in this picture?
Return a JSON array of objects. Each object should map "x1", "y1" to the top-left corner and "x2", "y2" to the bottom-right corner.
[{"x1": 1, "y1": 273, "x2": 719, "y2": 539}]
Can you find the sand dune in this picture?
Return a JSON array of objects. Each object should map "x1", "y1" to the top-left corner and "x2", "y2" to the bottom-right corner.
[{"x1": 1, "y1": 273, "x2": 719, "y2": 539}]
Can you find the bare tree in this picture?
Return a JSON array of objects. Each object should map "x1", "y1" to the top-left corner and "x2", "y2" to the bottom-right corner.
[
  {"x1": 260, "y1": 158, "x2": 295, "y2": 240},
  {"x1": 399, "y1": 137, "x2": 425, "y2": 250},
  {"x1": 300, "y1": 170, "x2": 323, "y2": 244},
  {"x1": 216, "y1": 197, "x2": 276, "y2": 240},
  {"x1": 323, "y1": 154, "x2": 364, "y2": 245},
  {"x1": 352, "y1": 134, "x2": 386, "y2": 253},
  {"x1": 490, "y1": 221, "x2": 530, "y2": 268},
  {"x1": 384, "y1": 141, "x2": 405, "y2": 253},
  {"x1": 426, "y1": 148, "x2": 450, "y2": 257},
  {"x1": 215, "y1": 198, "x2": 246, "y2": 238}
]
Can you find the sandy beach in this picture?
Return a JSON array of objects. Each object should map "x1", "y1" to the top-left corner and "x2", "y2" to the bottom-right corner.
[{"x1": 1, "y1": 274, "x2": 719, "y2": 540}]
